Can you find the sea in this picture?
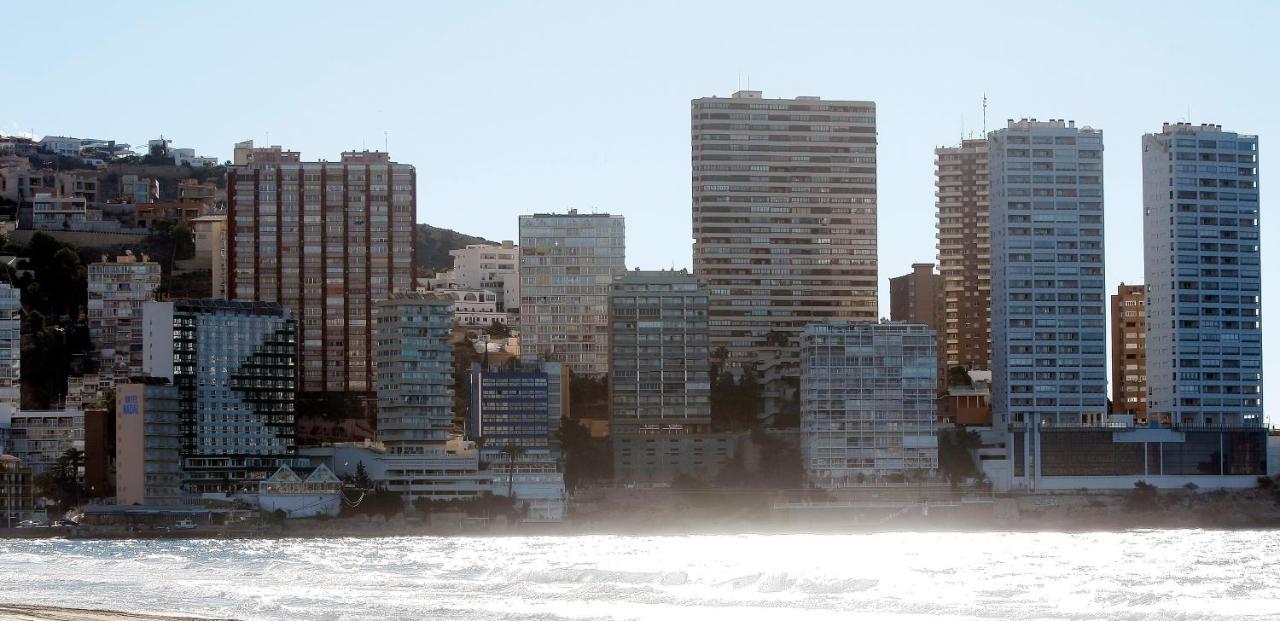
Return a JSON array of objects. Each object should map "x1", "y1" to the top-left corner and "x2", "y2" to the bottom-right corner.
[{"x1": 1, "y1": 530, "x2": 1278, "y2": 620}]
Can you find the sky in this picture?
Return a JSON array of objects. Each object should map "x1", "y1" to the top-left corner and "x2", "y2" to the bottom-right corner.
[{"x1": 5, "y1": 0, "x2": 1278, "y2": 421}]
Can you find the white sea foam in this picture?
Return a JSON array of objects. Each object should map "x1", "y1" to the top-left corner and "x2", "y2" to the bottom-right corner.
[{"x1": 1, "y1": 530, "x2": 1278, "y2": 620}]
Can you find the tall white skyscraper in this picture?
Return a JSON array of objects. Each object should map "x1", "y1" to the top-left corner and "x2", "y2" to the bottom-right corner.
[{"x1": 1142, "y1": 123, "x2": 1262, "y2": 427}]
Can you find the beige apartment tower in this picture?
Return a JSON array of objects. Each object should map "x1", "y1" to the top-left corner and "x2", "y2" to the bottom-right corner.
[
  {"x1": 691, "y1": 90, "x2": 877, "y2": 368},
  {"x1": 227, "y1": 143, "x2": 416, "y2": 394},
  {"x1": 934, "y1": 138, "x2": 991, "y2": 372},
  {"x1": 1110, "y1": 283, "x2": 1147, "y2": 423}
]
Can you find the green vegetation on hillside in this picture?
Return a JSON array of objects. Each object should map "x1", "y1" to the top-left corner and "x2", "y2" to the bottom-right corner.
[{"x1": 415, "y1": 224, "x2": 495, "y2": 272}]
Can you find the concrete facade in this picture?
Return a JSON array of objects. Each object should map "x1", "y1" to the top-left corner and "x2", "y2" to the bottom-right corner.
[
  {"x1": 115, "y1": 381, "x2": 182, "y2": 506},
  {"x1": 691, "y1": 90, "x2": 878, "y2": 372},
  {"x1": 989, "y1": 119, "x2": 1107, "y2": 429},
  {"x1": 142, "y1": 300, "x2": 298, "y2": 494},
  {"x1": 518, "y1": 210, "x2": 625, "y2": 376},
  {"x1": 800, "y1": 322, "x2": 938, "y2": 486},
  {"x1": 935, "y1": 138, "x2": 992, "y2": 372},
  {"x1": 87, "y1": 251, "x2": 162, "y2": 379},
  {"x1": 1142, "y1": 123, "x2": 1262, "y2": 427},
  {"x1": 227, "y1": 144, "x2": 416, "y2": 394},
  {"x1": 1110, "y1": 283, "x2": 1148, "y2": 423}
]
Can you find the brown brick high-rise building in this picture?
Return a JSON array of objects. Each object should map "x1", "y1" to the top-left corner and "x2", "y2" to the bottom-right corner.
[
  {"x1": 889, "y1": 263, "x2": 941, "y2": 329},
  {"x1": 934, "y1": 138, "x2": 990, "y2": 373},
  {"x1": 1110, "y1": 283, "x2": 1147, "y2": 422},
  {"x1": 227, "y1": 143, "x2": 416, "y2": 395}
]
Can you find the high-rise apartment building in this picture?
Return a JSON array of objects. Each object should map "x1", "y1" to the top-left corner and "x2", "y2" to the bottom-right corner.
[
  {"x1": 142, "y1": 299, "x2": 298, "y2": 494},
  {"x1": 115, "y1": 379, "x2": 182, "y2": 506},
  {"x1": 989, "y1": 119, "x2": 1107, "y2": 428},
  {"x1": 889, "y1": 263, "x2": 941, "y2": 331},
  {"x1": 227, "y1": 143, "x2": 416, "y2": 394},
  {"x1": 800, "y1": 322, "x2": 938, "y2": 486},
  {"x1": 691, "y1": 90, "x2": 878, "y2": 368},
  {"x1": 374, "y1": 293, "x2": 454, "y2": 452},
  {"x1": 87, "y1": 251, "x2": 161, "y2": 378},
  {"x1": 1110, "y1": 284, "x2": 1147, "y2": 422},
  {"x1": 0, "y1": 284, "x2": 19, "y2": 414},
  {"x1": 935, "y1": 138, "x2": 992, "y2": 372},
  {"x1": 609, "y1": 270, "x2": 731, "y2": 483},
  {"x1": 519, "y1": 210, "x2": 625, "y2": 376},
  {"x1": 190, "y1": 214, "x2": 228, "y2": 298},
  {"x1": 373, "y1": 293, "x2": 492, "y2": 504},
  {"x1": 1142, "y1": 123, "x2": 1262, "y2": 427}
]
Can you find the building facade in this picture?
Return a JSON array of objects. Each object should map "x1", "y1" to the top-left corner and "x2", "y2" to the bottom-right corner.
[
  {"x1": 935, "y1": 138, "x2": 992, "y2": 372},
  {"x1": 447, "y1": 242, "x2": 520, "y2": 313},
  {"x1": 1110, "y1": 283, "x2": 1148, "y2": 422},
  {"x1": 610, "y1": 270, "x2": 730, "y2": 483},
  {"x1": 989, "y1": 119, "x2": 1107, "y2": 428},
  {"x1": 889, "y1": 263, "x2": 941, "y2": 329},
  {"x1": 800, "y1": 322, "x2": 938, "y2": 486},
  {"x1": 518, "y1": 210, "x2": 625, "y2": 376},
  {"x1": 0, "y1": 284, "x2": 19, "y2": 415},
  {"x1": 691, "y1": 90, "x2": 878, "y2": 370},
  {"x1": 227, "y1": 144, "x2": 416, "y2": 394},
  {"x1": 190, "y1": 214, "x2": 228, "y2": 298},
  {"x1": 1142, "y1": 123, "x2": 1262, "y2": 427},
  {"x1": 115, "y1": 380, "x2": 182, "y2": 506},
  {"x1": 87, "y1": 251, "x2": 162, "y2": 378},
  {"x1": 374, "y1": 293, "x2": 491, "y2": 504},
  {"x1": 142, "y1": 300, "x2": 298, "y2": 494},
  {"x1": 0, "y1": 454, "x2": 33, "y2": 527},
  {"x1": 7, "y1": 410, "x2": 85, "y2": 477}
]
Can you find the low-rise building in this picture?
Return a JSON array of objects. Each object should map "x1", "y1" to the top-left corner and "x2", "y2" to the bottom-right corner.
[
  {"x1": 0, "y1": 284, "x2": 20, "y2": 415},
  {"x1": 434, "y1": 287, "x2": 508, "y2": 331},
  {"x1": 800, "y1": 322, "x2": 939, "y2": 486},
  {"x1": 30, "y1": 192, "x2": 88, "y2": 230},
  {"x1": 0, "y1": 454, "x2": 33, "y2": 527},
  {"x1": 7, "y1": 409, "x2": 85, "y2": 477}
]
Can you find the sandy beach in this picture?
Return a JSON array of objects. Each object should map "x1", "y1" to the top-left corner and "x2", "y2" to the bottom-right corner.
[{"x1": 0, "y1": 605, "x2": 228, "y2": 621}]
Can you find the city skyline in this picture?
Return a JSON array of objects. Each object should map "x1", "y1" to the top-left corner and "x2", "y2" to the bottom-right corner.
[{"x1": 2, "y1": 0, "x2": 1274, "y2": 420}]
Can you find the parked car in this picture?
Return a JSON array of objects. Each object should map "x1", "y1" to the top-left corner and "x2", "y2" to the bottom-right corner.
[
  {"x1": 53, "y1": 519, "x2": 79, "y2": 527},
  {"x1": 16, "y1": 520, "x2": 42, "y2": 528},
  {"x1": 174, "y1": 519, "x2": 196, "y2": 530}
]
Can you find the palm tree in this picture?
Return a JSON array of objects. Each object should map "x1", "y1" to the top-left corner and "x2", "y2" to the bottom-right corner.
[{"x1": 499, "y1": 444, "x2": 526, "y2": 499}]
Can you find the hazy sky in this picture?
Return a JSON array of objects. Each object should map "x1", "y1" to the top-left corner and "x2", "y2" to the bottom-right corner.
[{"x1": 6, "y1": 1, "x2": 1277, "y2": 419}]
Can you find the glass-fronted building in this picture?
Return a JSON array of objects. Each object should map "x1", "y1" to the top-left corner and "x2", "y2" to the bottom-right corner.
[
  {"x1": 800, "y1": 321, "x2": 938, "y2": 486},
  {"x1": 518, "y1": 209, "x2": 625, "y2": 376},
  {"x1": 142, "y1": 299, "x2": 298, "y2": 494}
]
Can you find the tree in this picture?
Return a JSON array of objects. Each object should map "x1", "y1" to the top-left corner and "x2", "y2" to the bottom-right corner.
[
  {"x1": 34, "y1": 448, "x2": 87, "y2": 511},
  {"x1": 484, "y1": 319, "x2": 511, "y2": 339},
  {"x1": 947, "y1": 366, "x2": 974, "y2": 388},
  {"x1": 1126, "y1": 480, "x2": 1159, "y2": 512},
  {"x1": 353, "y1": 461, "x2": 373, "y2": 490},
  {"x1": 172, "y1": 220, "x2": 195, "y2": 260}
]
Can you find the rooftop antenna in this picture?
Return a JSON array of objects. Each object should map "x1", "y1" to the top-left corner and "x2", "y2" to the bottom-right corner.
[
  {"x1": 982, "y1": 94, "x2": 988, "y2": 136},
  {"x1": 960, "y1": 114, "x2": 965, "y2": 143},
  {"x1": 384, "y1": 131, "x2": 389, "y2": 153}
]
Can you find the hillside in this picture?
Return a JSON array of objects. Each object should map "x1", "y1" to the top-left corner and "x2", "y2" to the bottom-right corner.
[{"x1": 415, "y1": 223, "x2": 495, "y2": 272}]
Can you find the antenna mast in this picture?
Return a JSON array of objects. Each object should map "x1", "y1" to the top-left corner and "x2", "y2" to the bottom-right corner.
[{"x1": 982, "y1": 94, "x2": 988, "y2": 136}]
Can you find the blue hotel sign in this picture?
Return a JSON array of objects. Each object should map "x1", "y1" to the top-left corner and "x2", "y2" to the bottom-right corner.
[{"x1": 123, "y1": 395, "x2": 140, "y2": 416}]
